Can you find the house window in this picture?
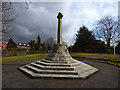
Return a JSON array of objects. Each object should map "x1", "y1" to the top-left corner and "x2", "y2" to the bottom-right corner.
[
  {"x1": 23, "y1": 44, "x2": 26, "y2": 46},
  {"x1": 19, "y1": 43, "x2": 22, "y2": 45}
]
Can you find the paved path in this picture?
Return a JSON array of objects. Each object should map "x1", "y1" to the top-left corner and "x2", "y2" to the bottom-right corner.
[{"x1": 2, "y1": 59, "x2": 119, "y2": 88}]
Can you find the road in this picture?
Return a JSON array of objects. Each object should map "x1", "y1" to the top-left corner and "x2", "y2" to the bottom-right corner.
[{"x1": 2, "y1": 59, "x2": 119, "y2": 88}]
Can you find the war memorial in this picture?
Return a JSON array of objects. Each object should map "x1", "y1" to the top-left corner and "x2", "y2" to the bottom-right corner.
[{"x1": 19, "y1": 12, "x2": 99, "y2": 79}]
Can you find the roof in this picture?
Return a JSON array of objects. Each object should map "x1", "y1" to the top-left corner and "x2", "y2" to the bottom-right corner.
[{"x1": 13, "y1": 40, "x2": 29, "y2": 44}]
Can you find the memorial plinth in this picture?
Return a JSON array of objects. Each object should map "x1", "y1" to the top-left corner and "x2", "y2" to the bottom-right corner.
[{"x1": 19, "y1": 12, "x2": 99, "y2": 79}]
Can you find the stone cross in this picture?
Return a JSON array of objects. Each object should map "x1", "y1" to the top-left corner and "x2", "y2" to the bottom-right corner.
[{"x1": 57, "y1": 12, "x2": 63, "y2": 45}]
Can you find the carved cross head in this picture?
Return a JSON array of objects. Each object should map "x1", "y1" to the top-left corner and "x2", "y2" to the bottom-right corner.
[{"x1": 57, "y1": 12, "x2": 63, "y2": 19}]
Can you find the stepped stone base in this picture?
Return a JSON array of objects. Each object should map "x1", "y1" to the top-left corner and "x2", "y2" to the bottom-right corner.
[{"x1": 19, "y1": 44, "x2": 99, "y2": 79}]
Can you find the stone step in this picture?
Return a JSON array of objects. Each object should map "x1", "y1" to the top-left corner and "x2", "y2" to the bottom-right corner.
[
  {"x1": 77, "y1": 66, "x2": 94, "y2": 74},
  {"x1": 41, "y1": 59, "x2": 76, "y2": 64},
  {"x1": 46, "y1": 53, "x2": 72, "y2": 58},
  {"x1": 41, "y1": 59, "x2": 68, "y2": 63},
  {"x1": 25, "y1": 65, "x2": 78, "y2": 75},
  {"x1": 79, "y1": 68, "x2": 99, "y2": 79},
  {"x1": 30, "y1": 62, "x2": 87, "y2": 70},
  {"x1": 74, "y1": 63, "x2": 88, "y2": 70},
  {"x1": 19, "y1": 66, "x2": 80, "y2": 78},
  {"x1": 30, "y1": 63, "x2": 74, "y2": 70},
  {"x1": 71, "y1": 62, "x2": 83, "y2": 66},
  {"x1": 36, "y1": 61, "x2": 82, "y2": 67},
  {"x1": 36, "y1": 61, "x2": 71, "y2": 66}
]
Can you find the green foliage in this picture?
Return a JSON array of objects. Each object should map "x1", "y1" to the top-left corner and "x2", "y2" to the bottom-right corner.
[
  {"x1": 29, "y1": 50, "x2": 46, "y2": 54},
  {"x1": 32, "y1": 40, "x2": 35, "y2": 50},
  {"x1": 72, "y1": 26, "x2": 96, "y2": 52},
  {"x1": 30, "y1": 40, "x2": 35, "y2": 50},
  {"x1": 7, "y1": 48, "x2": 27, "y2": 51},
  {"x1": 92, "y1": 40, "x2": 107, "y2": 53},
  {"x1": 69, "y1": 25, "x2": 114, "y2": 54},
  {"x1": 39, "y1": 45, "x2": 42, "y2": 50},
  {"x1": 36, "y1": 35, "x2": 41, "y2": 50},
  {"x1": 41, "y1": 43, "x2": 47, "y2": 52},
  {"x1": 29, "y1": 35, "x2": 48, "y2": 52},
  {"x1": 105, "y1": 46, "x2": 114, "y2": 54},
  {"x1": 116, "y1": 42, "x2": 120, "y2": 54},
  {"x1": 47, "y1": 46, "x2": 51, "y2": 52}
]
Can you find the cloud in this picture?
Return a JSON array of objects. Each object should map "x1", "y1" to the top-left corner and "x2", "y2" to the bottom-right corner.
[{"x1": 11, "y1": 2, "x2": 118, "y2": 45}]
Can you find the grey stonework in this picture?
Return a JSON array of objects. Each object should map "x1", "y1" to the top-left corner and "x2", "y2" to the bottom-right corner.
[
  {"x1": 19, "y1": 44, "x2": 99, "y2": 79},
  {"x1": 19, "y1": 12, "x2": 99, "y2": 79}
]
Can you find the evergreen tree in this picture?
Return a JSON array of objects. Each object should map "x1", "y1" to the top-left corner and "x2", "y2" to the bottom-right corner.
[
  {"x1": 73, "y1": 26, "x2": 96, "y2": 52},
  {"x1": 93, "y1": 40, "x2": 107, "y2": 53},
  {"x1": 32, "y1": 40, "x2": 35, "y2": 50},
  {"x1": 30, "y1": 40, "x2": 35, "y2": 50},
  {"x1": 29, "y1": 40, "x2": 33, "y2": 49},
  {"x1": 35, "y1": 43, "x2": 37, "y2": 50},
  {"x1": 36, "y1": 35, "x2": 41, "y2": 50}
]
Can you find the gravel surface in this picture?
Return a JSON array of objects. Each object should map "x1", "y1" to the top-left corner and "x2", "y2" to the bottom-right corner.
[{"x1": 2, "y1": 59, "x2": 119, "y2": 88}]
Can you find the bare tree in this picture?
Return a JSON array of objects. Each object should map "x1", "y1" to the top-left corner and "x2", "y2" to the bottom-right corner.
[
  {"x1": 1, "y1": 2, "x2": 15, "y2": 38},
  {"x1": 94, "y1": 16, "x2": 120, "y2": 47},
  {"x1": 1, "y1": 1, "x2": 30, "y2": 38},
  {"x1": 46, "y1": 37, "x2": 56, "y2": 47}
]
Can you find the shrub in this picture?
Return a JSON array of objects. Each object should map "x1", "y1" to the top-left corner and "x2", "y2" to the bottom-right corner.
[{"x1": 7, "y1": 48, "x2": 27, "y2": 51}]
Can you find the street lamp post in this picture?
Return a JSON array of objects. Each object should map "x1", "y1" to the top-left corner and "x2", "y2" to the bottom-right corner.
[{"x1": 113, "y1": 35, "x2": 116, "y2": 55}]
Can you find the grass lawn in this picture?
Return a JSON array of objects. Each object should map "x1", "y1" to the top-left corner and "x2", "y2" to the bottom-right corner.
[
  {"x1": 70, "y1": 53, "x2": 120, "y2": 60},
  {"x1": 70, "y1": 52, "x2": 101, "y2": 57},
  {"x1": 70, "y1": 52, "x2": 101, "y2": 55},
  {"x1": 105, "y1": 54, "x2": 120, "y2": 60},
  {"x1": 2, "y1": 53, "x2": 120, "y2": 68},
  {"x1": 2, "y1": 53, "x2": 100, "y2": 64},
  {"x1": 70, "y1": 53, "x2": 120, "y2": 68},
  {"x1": 2, "y1": 54, "x2": 48, "y2": 64}
]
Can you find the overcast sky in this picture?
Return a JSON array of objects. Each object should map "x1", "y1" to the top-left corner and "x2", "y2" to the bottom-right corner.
[{"x1": 12, "y1": 1, "x2": 118, "y2": 45}]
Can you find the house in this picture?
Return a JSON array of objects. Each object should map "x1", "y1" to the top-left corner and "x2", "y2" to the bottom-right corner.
[
  {"x1": 7, "y1": 38, "x2": 30, "y2": 50},
  {"x1": 0, "y1": 39, "x2": 7, "y2": 50}
]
